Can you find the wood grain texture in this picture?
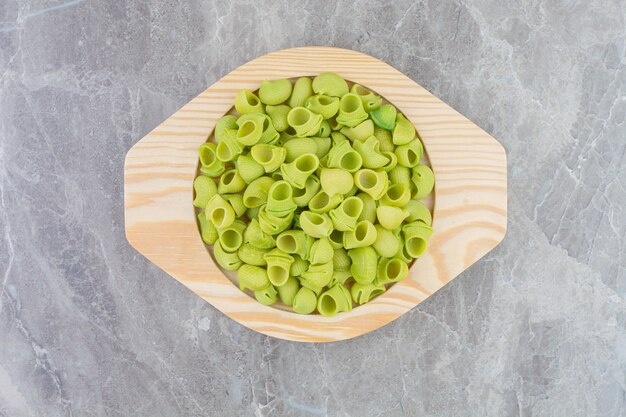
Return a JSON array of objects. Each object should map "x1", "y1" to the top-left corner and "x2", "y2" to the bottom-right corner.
[{"x1": 124, "y1": 47, "x2": 507, "y2": 342}]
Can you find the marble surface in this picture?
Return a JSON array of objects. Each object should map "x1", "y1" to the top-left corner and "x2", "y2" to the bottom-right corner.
[{"x1": 1, "y1": 0, "x2": 625, "y2": 416}]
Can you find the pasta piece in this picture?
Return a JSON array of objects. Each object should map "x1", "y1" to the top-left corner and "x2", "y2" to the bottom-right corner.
[
  {"x1": 333, "y1": 248, "x2": 351, "y2": 272},
  {"x1": 329, "y1": 196, "x2": 363, "y2": 232},
  {"x1": 328, "y1": 229, "x2": 344, "y2": 249},
  {"x1": 193, "y1": 176, "x2": 217, "y2": 208},
  {"x1": 280, "y1": 153, "x2": 319, "y2": 188},
  {"x1": 305, "y1": 94, "x2": 340, "y2": 119},
  {"x1": 392, "y1": 114, "x2": 416, "y2": 145},
  {"x1": 242, "y1": 176, "x2": 274, "y2": 208},
  {"x1": 370, "y1": 104, "x2": 397, "y2": 130},
  {"x1": 218, "y1": 219, "x2": 246, "y2": 252},
  {"x1": 402, "y1": 222, "x2": 433, "y2": 258},
  {"x1": 388, "y1": 165, "x2": 411, "y2": 185},
  {"x1": 265, "y1": 180, "x2": 297, "y2": 217},
  {"x1": 395, "y1": 236, "x2": 413, "y2": 263},
  {"x1": 235, "y1": 113, "x2": 264, "y2": 146},
  {"x1": 234, "y1": 89, "x2": 264, "y2": 114},
  {"x1": 395, "y1": 139, "x2": 423, "y2": 168},
  {"x1": 289, "y1": 255, "x2": 309, "y2": 277},
  {"x1": 259, "y1": 115, "x2": 280, "y2": 145},
  {"x1": 300, "y1": 260, "x2": 333, "y2": 289},
  {"x1": 236, "y1": 153, "x2": 264, "y2": 184},
  {"x1": 374, "y1": 127, "x2": 395, "y2": 153},
  {"x1": 277, "y1": 276, "x2": 300, "y2": 306},
  {"x1": 317, "y1": 284, "x2": 352, "y2": 317},
  {"x1": 199, "y1": 143, "x2": 226, "y2": 177},
  {"x1": 313, "y1": 138, "x2": 331, "y2": 160},
  {"x1": 245, "y1": 206, "x2": 261, "y2": 220},
  {"x1": 205, "y1": 195, "x2": 235, "y2": 229},
  {"x1": 258, "y1": 207, "x2": 294, "y2": 235},
  {"x1": 213, "y1": 240, "x2": 242, "y2": 271},
  {"x1": 197, "y1": 212, "x2": 218, "y2": 245},
  {"x1": 299, "y1": 211, "x2": 333, "y2": 238},
  {"x1": 216, "y1": 130, "x2": 244, "y2": 162},
  {"x1": 292, "y1": 175, "x2": 320, "y2": 207},
  {"x1": 264, "y1": 248, "x2": 294, "y2": 287},
  {"x1": 381, "y1": 151, "x2": 398, "y2": 172},
  {"x1": 320, "y1": 168, "x2": 354, "y2": 197},
  {"x1": 282, "y1": 137, "x2": 318, "y2": 162},
  {"x1": 326, "y1": 140, "x2": 363, "y2": 173},
  {"x1": 265, "y1": 104, "x2": 291, "y2": 132},
  {"x1": 404, "y1": 200, "x2": 432, "y2": 225},
  {"x1": 329, "y1": 270, "x2": 352, "y2": 287},
  {"x1": 217, "y1": 169, "x2": 246, "y2": 194},
  {"x1": 317, "y1": 120, "x2": 331, "y2": 138},
  {"x1": 344, "y1": 220, "x2": 377, "y2": 249},
  {"x1": 376, "y1": 205, "x2": 409, "y2": 230},
  {"x1": 372, "y1": 225, "x2": 401, "y2": 258},
  {"x1": 308, "y1": 238, "x2": 334, "y2": 265},
  {"x1": 238, "y1": 264, "x2": 270, "y2": 291},
  {"x1": 355, "y1": 192, "x2": 377, "y2": 223},
  {"x1": 411, "y1": 164, "x2": 435, "y2": 199},
  {"x1": 288, "y1": 77, "x2": 314, "y2": 108},
  {"x1": 250, "y1": 144, "x2": 286, "y2": 173},
  {"x1": 276, "y1": 230, "x2": 313, "y2": 260},
  {"x1": 353, "y1": 136, "x2": 389, "y2": 169},
  {"x1": 243, "y1": 218, "x2": 276, "y2": 249},
  {"x1": 308, "y1": 190, "x2": 343, "y2": 214},
  {"x1": 259, "y1": 78, "x2": 293, "y2": 105},
  {"x1": 312, "y1": 72, "x2": 349, "y2": 97},
  {"x1": 340, "y1": 119, "x2": 374, "y2": 142},
  {"x1": 238, "y1": 243, "x2": 269, "y2": 266},
  {"x1": 354, "y1": 169, "x2": 388, "y2": 199},
  {"x1": 222, "y1": 194, "x2": 246, "y2": 218},
  {"x1": 254, "y1": 285, "x2": 278, "y2": 306},
  {"x1": 351, "y1": 282, "x2": 386, "y2": 305},
  {"x1": 292, "y1": 287, "x2": 317, "y2": 314},
  {"x1": 348, "y1": 246, "x2": 378, "y2": 284},
  {"x1": 336, "y1": 93, "x2": 368, "y2": 127},
  {"x1": 350, "y1": 84, "x2": 382, "y2": 112},
  {"x1": 287, "y1": 107, "x2": 324, "y2": 137},
  {"x1": 214, "y1": 115, "x2": 238, "y2": 143},
  {"x1": 376, "y1": 257, "x2": 409, "y2": 284},
  {"x1": 380, "y1": 183, "x2": 411, "y2": 207}
]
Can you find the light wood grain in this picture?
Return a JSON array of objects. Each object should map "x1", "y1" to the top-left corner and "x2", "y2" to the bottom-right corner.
[{"x1": 124, "y1": 47, "x2": 507, "y2": 342}]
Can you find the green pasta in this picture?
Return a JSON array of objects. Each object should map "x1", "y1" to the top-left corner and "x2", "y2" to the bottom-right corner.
[
  {"x1": 194, "y1": 73, "x2": 435, "y2": 316},
  {"x1": 287, "y1": 107, "x2": 323, "y2": 137},
  {"x1": 340, "y1": 119, "x2": 374, "y2": 142},
  {"x1": 351, "y1": 282, "x2": 386, "y2": 305},
  {"x1": 234, "y1": 89, "x2": 264, "y2": 114},
  {"x1": 259, "y1": 78, "x2": 293, "y2": 105},
  {"x1": 350, "y1": 84, "x2": 382, "y2": 112},
  {"x1": 320, "y1": 168, "x2": 354, "y2": 197},
  {"x1": 265, "y1": 105, "x2": 291, "y2": 132},
  {"x1": 280, "y1": 153, "x2": 319, "y2": 188},
  {"x1": 193, "y1": 176, "x2": 217, "y2": 208},
  {"x1": 312, "y1": 72, "x2": 349, "y2": 97},
  {"x1": 353, "y1": 136, "x2": 390, "y2": 169},
  {"x1": 299, "y1": 211, "x2": 333, "y2": 238},
  {"x1": 329, "y1": 196, "x2": 363, "y2": 232},
  {"x1": 336, "y1": 93, "x2": 368, "y2": 127},
  {"x1": 305, "y1": 94, "x2": 340, "y2": 119},
  {"x1": 199, "y1": 143, "x2": 226, "y2": 177},
  {"x1": 411, "y1": 164, "x2": 435, "y2": 199},
  {"x1": 264, "y1": 248, "x2": 294, "y2": 287}
]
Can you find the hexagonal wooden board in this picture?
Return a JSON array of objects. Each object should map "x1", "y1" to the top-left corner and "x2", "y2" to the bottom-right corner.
[{"x1": 124, "y1": 47, "x2": 507, "y2": 342}]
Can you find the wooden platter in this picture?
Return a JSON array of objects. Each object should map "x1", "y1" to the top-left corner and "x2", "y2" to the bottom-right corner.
[{"x1": 124, "y1": 47, "x2": 507, "y2": 342}]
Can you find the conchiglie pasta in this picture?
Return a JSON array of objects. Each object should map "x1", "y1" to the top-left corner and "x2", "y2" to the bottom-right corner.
[{"x1": 194, "y1": 73, "x2": 435, "y2": 316}]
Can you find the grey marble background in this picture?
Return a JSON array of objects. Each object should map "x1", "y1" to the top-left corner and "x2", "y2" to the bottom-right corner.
[{"x1": 1, "y1": 0, "x2": 625, "y2": 416}]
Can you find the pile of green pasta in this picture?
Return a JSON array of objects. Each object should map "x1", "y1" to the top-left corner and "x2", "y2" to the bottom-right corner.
[{"x1": 193, "y1": 73, "x2": 434, "y2": 317}]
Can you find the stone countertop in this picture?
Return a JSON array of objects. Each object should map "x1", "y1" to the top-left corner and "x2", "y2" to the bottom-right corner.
[{"x1": 1, "y1": 1, "x2": 625, "y2": 416}]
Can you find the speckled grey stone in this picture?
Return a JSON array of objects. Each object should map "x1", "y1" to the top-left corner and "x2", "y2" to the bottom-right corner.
[{"x1": 1, "y1": 1, "x2": 625, "y2": 416}]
